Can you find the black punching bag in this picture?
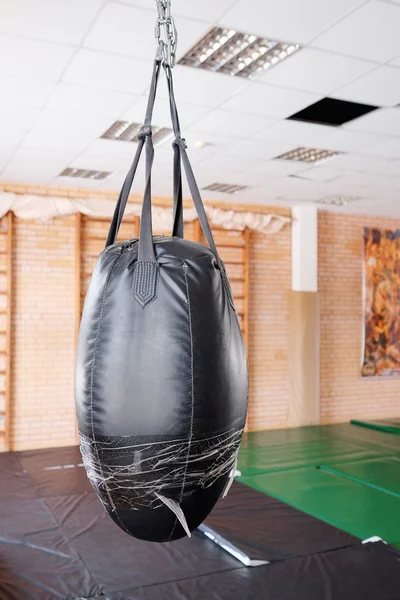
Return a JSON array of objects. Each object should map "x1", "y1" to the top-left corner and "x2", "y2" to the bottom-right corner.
[{"x1": 75, "y1": 61, "x2": 248, "y2": 542}]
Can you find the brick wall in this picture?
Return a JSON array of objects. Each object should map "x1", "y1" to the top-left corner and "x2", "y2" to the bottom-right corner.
[
  {"x1": 11, "y1": 217, "x2": 76, "y2": 450},
  {"x1": 247, "y1": 229, "x2": 292, "y2": 431},
  {"x1": 6, "y1": 206, "x2": 400, "y2": 450},
  {"x1": 319, "y1": 211, "x2": 400, "y2": 424}
]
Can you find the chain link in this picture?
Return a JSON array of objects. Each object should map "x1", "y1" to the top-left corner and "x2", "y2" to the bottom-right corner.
[{"x1": 155, "y1": 0, "x2": 178, "y2": 67}]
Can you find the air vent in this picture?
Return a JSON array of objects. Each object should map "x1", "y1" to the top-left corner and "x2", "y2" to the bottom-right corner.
[
  {"x1": 101, "y1": 120, "x2": 173, "y2": 145},
  {"x1": 276, "y1": 147, "x2": 342, "y2": 164},
  {"x1": 316, "y1": 196, "x2": 360, "y2": 206},
  {"x1": 202, "y1": 183, "x2": 250, "y2": 194},
  {"x1": 288, "y1": 97, "x2": 377, "y2": 126},
  {"x1": 179, "y1": 26, "x2": 299, "y2": 79},
  {"x1": 59, "y1": 168, "x2": 112, "y2": 181}
]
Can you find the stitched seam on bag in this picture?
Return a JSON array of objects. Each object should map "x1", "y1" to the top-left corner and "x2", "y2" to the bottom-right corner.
[
  {"x1": 167, "y1": 260, "x2": 194, "y2": 541},
  {"x1": 88, "y1": 252, "x2": 131, "y2": 536}
]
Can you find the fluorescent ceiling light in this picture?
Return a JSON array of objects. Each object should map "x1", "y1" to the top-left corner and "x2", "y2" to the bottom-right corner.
[
  {"x1": 59, "y1": 167, "x2": 112, "y2": 180},
  {"x1": 101, "y1": 120, "x2": 173, "y2": 145},
  {"x1": 317, "y1": 195, "x2": 360, "y2": 206},
  {"x1": 276, "y1": 147, "x2": 342, "y2": 163},
  {"x1": 202, "y1": 183, "x2": 250, "y2": 194},
  {"x1": 179, "y1": 26, "x2": 300, "y2": 79}
]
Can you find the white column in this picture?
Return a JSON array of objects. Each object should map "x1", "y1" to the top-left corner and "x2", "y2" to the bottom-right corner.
[
  {"x1": 288, "y1": 206, "x2": 320, "y2": 427},
  {"x1": 291, "y1": 205, "x2": 318, "y2": 292}
]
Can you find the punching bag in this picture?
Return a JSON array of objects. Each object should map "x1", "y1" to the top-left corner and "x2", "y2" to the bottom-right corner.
[{"x1": 75, "y1": 60, "x2": 248, "y2": 543}]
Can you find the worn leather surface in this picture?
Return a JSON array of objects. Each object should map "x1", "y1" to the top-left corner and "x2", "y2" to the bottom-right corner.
[{"x1": 75, "y1": 236, "x2": 248, "y2": 541}]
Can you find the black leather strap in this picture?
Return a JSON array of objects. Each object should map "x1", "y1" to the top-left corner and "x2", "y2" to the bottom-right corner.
[
  {"x1": 164, "y1": 65, "x2": 221, "y2": 267},
  {"x1": 167, "y1": 66, "x2": 184, "y2": 239},
  {"x1": 105, "y1": 60, "x2": 161, "y2": 249},
  {"x1": 105, "y1": 59, "x2": 222, "y2": 270}
]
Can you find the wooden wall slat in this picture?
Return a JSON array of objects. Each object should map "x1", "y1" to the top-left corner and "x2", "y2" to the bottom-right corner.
[{"x1": 0, "y1": 212, "x2": 13, "y2": 450}]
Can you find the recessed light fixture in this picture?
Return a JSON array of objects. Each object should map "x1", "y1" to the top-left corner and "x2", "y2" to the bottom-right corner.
[
  {"x1": 202, "y1": 183, "x2": 250, "y2": 194},
  {"x1": 101, "y1": 120, "x2": 173, "y2": 145},
  {"x1": 276, "y1": 147, "x2": 342, "y2": 164},
  {"x1": 179, "y1": 26, "x2": 300, "y2": 79},
  {"x1": 316, "y1": 195, "x2": 360, "y2": 206},
  {"x1": 59, "y1": 168, "x2": 112, "y2": 181}
]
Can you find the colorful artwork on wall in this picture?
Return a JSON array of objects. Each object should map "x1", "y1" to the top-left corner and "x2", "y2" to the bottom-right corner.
[{"x1": 362, "y1": 227, "x2": 400, "y2": 377}]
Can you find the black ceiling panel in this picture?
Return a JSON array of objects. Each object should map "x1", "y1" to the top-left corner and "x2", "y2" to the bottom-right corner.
[{"x1": 288, "y1": 97, "x2": 378, "y2": 126}]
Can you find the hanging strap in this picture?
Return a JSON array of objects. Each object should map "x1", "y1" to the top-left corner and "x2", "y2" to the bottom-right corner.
[
  {"x1": 105, "y1": 59, "x2": 223, "y2": 307},
  {"x1": 164, "y1": 65, "x2": 222, "y2": 268},
  {"x1": 168, "y1": 68, "x2": 184, "y2": 239},
  {"x1": 105, "y1": 60, "x2": 161, "y2": 249}
]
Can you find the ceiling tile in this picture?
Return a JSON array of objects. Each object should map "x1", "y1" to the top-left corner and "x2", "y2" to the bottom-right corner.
[
  {"x1": 122, "y1": 96, "x2": 211, "y2": 129},
  {"x1": 312, "y1": 0, "x2": 400, "y2": 62},
  {"x1": 276, "y1": 177, "x2": 327, "y2": 201},
  {"x1": 10, "y1": 146, "x2": 78, "y2": 165},
  {"x1": 0, "y1": 73, "x2": 54, "y2": 108},
  {"x1": 254, "y1": 120, "x2": 336, "y2": 147},
  {"x1": 160, "y1": 0, "x2": 236, "y2": 22},
  {"x1": 390, "y1": 56, "x2": 400, "y2": 67},
  {"x1": 260, "y1": 48, "x2": 376, "y2": 95},
  {"x1": 0, "y1": 0, "x2": 106, "y2": 45},
  {"x1": 62, "y1": 49, "x2": 152, "y2": 94},
  {"x1": 0, "y1": 105, "x2": 39, "y2": 131},
  {"x1": 32, "y1": 108, "x2": 112, "y2": 139},
  {"x1": 1, "y1": 147, "x2": 76, "y2": 184},
  {"x1": 320, "y1": 130, "x2": 391, "y2": 153},
  {"x1": 195, "y1": 152, "x2": 264, "y2": 176},
  {"x1": 0, "y1": 106, "x2": 39, "y2": 149},
  {"x1": 297, "y1": 166, "x2": 344, "y2": 182},
  {"x1": 84, "y1": 3, "x2": 208, "y2": 61},
  {"x1": 120, "y1": 0, "x2": 236, "y2": 22},
  {"x1": 332, "y1": 65, "x2": 400, "y2": 107},
  {"x1": 378, "y1": 177, "x2": 400, "y2": 191},
  {"x1": 220, "y1": 0, "x2": 365, "y2": 44},
  {"x1": 190, "y1": 108, "x2": 275, "y2": 137},
  {"x1": 158, "y1": 65, "x2": 249, "y2": 107},
  {"x1": 327, "y1": 152, "x2": 386, "y2": 172},
  {"x1": 221, "y1": 82, "x2": 320, "y2": 119},
  {"x1": 250, "y1": 159, "x2": 311, "y2": 178},
  {"x1": 344, "y1": 108, "x2": 400, "y2": 136},
  {"x1": 362, "y1": 137, "x2": 400, "y2": 159},
  {"x1": 368, "y1": 159, "x2": 400, "y2": 177},
  {"x1": 20, "y1": 128, "x2": 99, "y2": 151},
  {"x1": 336, "y1": 171, "x2": 390, "y2": 187},
  {"x1": 182, "y1": 129, "x2": 242, "y2": 162},
  {"x1": 0, "y1": 34, "x2": 75, "y2": 81},
  {"x1": 46, "y1": 83, "x2": 136, "y2": 118},
  {"x1": 69, "y1": 152, "x2": 131, "y2": 173},
  {"x1": 70, "y1": 138, "x2": 139, "y2": 172},
  {"x1": 227, "y1": 139, "x2": 295, "y2": 160},
  {"x1": 83, "y1": 138, "x2": 140, "y2": 160}
]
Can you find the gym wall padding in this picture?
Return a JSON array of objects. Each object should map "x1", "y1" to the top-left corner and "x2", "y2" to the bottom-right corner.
[{"x1": 288, "y1": 291, "x2": 320, "y2": 427}]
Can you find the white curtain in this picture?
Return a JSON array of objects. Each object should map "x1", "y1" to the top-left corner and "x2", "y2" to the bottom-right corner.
[{"x1": 0, "y1": 193, "x2": 290, "y2": 234}]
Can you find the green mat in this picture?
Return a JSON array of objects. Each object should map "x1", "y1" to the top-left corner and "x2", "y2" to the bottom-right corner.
[
  {"x1": 240, "y1": 466, "x2": 400, "y2": 545},
  {"x1": 238, "y1": 424, "x2": 400, "y2": 549},
  {"x1": 320, "y1": 457, "x2": 400, "y2": 499},
  {"x1": 351, "y1": 418, "x2": 400, "y2": 435},
  {"x1": 238, "y1": 423, "x2": 400, "y2": 476}
]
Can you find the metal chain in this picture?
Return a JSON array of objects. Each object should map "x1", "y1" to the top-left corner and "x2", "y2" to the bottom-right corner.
[{"x1": 155, "y1": 0, "x2": 178, "y2": 67}]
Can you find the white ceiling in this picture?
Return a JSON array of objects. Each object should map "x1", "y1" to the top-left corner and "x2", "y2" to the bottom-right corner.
[{"x1": 1, "y1": 0, "x2": 400, "y2": 216}]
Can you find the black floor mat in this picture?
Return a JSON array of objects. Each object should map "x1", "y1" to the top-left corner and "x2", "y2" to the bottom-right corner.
[
  {"x1": 121, "y1": 542, "x2": 400, "y2": 600},
  {"x1": 1, "y1": 446, "x2": 399, "y2": 600}
]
